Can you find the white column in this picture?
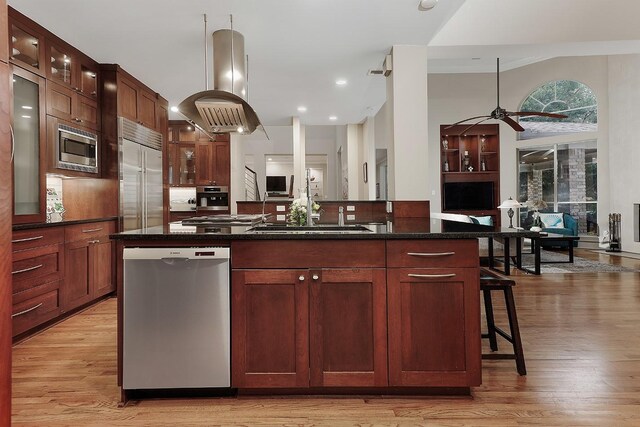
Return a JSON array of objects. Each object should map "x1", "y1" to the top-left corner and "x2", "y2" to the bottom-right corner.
[
  {"x1": 347, "y1": 124, "x2": 360, "y2": 200},
  {"x1": 388, "y1": 45, "x2": 430, "y2": 200},
  {"x1": 361, "y1": 116, "x2": 376, "y2": 200},
  {"x1": 292, "y1": 117, "x2": 305, "y2": 198},
  {"x1": 229, "y1": 133, "x2": 245, "y2": 214}
]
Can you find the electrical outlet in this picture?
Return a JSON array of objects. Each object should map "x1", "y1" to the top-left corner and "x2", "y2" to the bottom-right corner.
[
  {"x1": 276, "y1": 205, "x2": 286, "y2": 212},
  {"x1": 347, "y1": 205, "x2": 356, "y2": 211},
  {"x1": 276, "y1": 214, "x2": 286, "y2": 221},
  {"x1": 347, "y1": 214, "x2": 356, "y2": 221}
]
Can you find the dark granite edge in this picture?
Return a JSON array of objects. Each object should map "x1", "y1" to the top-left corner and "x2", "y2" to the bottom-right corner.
[
  {"x1": 110, "y1": 230, "x2": 537, "y2": 241},
  {"x1": 13, "y1": 216, "x2": 118, "y2": 231}
]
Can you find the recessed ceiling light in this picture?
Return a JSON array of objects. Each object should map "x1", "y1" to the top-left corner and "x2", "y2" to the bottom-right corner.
[
  {"x1": 329, "y1": 116, "x2": 337, "y2": 121},
  {"x1": 418, "y1": 0, "x2": 438, "y2": 11},
  {"x1": 267, "y1": 157, "x2": 273, "y2": 161},
  {"x1": 297, "y1": 106, "x2": 307, "y2": 112},
  {"x1": 335, "y1": 79, "x2": 347, "y2": 86},
  {"x1": 21, "y1": 105, "x2": 33, "y2": 110},
  {"x1": 170, "y1": 106, "x2": 179, "y2": 112},
  {"x1": 21, "y1": 115, "x2": 31, "y2": 119}
]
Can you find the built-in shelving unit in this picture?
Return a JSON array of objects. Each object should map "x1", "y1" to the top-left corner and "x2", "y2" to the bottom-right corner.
[{"x1": 440, "y1": 124, "x2": 501, "y2": 225}]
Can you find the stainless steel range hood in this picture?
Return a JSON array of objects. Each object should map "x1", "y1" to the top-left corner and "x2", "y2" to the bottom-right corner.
[{"x1": 178, "y1": 28, "x2": 265, "y2": 136}]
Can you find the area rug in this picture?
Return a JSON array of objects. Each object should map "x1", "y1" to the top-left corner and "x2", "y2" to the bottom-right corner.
[{"x1": 520, "y1": 250, "x2": 639, "y2": 273}]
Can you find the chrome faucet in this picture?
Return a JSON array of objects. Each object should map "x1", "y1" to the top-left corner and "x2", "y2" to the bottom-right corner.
[
  {"x1": 261, "y1": 191, "x2": 269, "y2": 223},
  {"x1": 306, "y1": 169, "x2": 313, "y2": 227},
  {"x1": 338, "y1": 206, "x2": 345, "y2": 226}
]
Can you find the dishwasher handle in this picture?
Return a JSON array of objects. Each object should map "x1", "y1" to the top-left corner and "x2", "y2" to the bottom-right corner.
[{"x1": 124, "y1": 247, "x2": 230, "y2": 260}]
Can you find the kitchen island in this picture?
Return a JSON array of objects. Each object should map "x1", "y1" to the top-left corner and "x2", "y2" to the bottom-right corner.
[{"x1": 112, "y1": 218, "x2": 536, "y2": 401}]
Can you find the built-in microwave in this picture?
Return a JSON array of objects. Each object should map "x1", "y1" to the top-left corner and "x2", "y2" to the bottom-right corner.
[{"x1": 56, "y1": 124, "x2": 99, "y2": 174}]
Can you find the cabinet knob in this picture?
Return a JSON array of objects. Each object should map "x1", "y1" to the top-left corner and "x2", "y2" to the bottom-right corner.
[
  {"x1": 298, "y1": 275, "x2": 305, "y2": 281},
  {"x1": 312, "y1": 274, "x2": 319, "y2": 280},
  {"x1": 74, "y1": 118, "x2": 83, "y2": 123}
]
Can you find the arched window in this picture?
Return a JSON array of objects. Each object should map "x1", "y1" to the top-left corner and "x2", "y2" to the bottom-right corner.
[{"x1": 518, "y1": 80, "x2": 597, "y2": 140}]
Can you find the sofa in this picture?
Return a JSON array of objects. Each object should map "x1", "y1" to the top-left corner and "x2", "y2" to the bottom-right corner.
[{"x1": 532, "y1": 212, "x2": 579, "y2": 248}]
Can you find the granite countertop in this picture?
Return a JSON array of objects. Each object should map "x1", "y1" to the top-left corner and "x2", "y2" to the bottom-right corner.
[
  {"x1": 13, "y1": 216, "x2": 118, "y2": 231},
  {"x1": 111, "y1": 218, "x2": 538, "y2": 241}
]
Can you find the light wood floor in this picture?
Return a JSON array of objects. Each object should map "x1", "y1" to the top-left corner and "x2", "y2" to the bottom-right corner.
[{"x1": 11, "y1": 250, "x2": 640, "y2": 426}]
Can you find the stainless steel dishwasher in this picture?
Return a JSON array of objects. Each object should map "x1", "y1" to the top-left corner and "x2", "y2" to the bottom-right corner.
[{"x1": 123, "y1": 247, "x2": 230, "y2": 390}]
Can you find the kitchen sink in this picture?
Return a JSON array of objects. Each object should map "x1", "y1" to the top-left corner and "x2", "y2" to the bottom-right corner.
[{"x1": 247, "y1": 224, "x2": 374, "y2": 233}]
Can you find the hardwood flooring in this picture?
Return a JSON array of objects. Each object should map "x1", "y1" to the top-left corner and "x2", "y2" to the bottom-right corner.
[{"x1": 11, "y1": 249, "x2": 640, "y2": 426}]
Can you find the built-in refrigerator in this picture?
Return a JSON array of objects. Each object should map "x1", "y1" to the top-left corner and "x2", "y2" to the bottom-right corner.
[{"x1": 119, "y1": 118, "x2": 163, "y2": 231}]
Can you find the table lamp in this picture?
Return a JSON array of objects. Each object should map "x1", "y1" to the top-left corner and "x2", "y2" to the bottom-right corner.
[{"x1": 498, "y1": 197, "x2": 522, "y2": 228}]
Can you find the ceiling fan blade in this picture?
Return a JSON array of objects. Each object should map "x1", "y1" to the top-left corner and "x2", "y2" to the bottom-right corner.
[
  {"x1": 444, "y1": 115, "x2": 490, "y2": 129},
  {"x1": 502, "y1": 115, "x2": 525, "y2": 132},
  {"x1": 456, "y1": 117, "x2": 492, "y2": 135},
  {"x1": 507, "y1": 111, "x2": 568, "y2": 119}
]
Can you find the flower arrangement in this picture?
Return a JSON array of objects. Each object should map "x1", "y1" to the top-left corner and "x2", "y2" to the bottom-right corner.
[
  {"x1": 526, "y1": 199, "x2": 548, "y2": 229},
  {"x1": 288, "y1": 198, "x2": 320, "y2": 226}
]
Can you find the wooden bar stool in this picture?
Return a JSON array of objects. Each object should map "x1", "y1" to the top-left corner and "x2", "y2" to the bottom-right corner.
[{"x1": 479, "y1": 267, "x2": 527, "y2": 375}]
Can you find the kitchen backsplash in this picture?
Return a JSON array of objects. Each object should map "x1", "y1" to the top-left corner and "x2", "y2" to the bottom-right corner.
[{"x1": 169, "y1": 187, "x2": 197, "y2": 212}]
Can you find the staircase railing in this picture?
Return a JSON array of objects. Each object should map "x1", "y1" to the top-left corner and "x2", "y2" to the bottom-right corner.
[{"x1": 244, "y1": 166, "x2": 260, "y2": 201}]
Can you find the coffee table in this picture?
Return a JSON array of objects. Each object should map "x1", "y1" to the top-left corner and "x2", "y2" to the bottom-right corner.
[{"x1": 528, "y1": 232, "x2": 580, "y2": 275}]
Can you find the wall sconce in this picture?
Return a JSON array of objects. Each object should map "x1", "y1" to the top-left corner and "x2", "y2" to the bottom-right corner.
[{"x1": 498, "y1": 197, "x2": 522, "y2": 228}]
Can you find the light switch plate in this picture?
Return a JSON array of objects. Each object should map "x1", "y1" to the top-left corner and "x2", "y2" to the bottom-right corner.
[
  {"x1": 276, "y1": 205, "x2": 286, "y2": 212},
  {"x1": 347, "y1": 205, "x2": 356, "y2": 211},
  {"x1": 347, "y1": 214, "x2": 356, "y2": 221}
]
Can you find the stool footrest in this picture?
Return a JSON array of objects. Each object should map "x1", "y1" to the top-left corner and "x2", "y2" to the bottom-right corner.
[{"x1": 482, "y1": 354, "x2": 517, "y2": 360}]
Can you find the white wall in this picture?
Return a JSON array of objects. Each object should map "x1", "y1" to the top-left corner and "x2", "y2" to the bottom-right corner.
[
  {"x1": 306, "y1": 126, "x2": 337, "y2": 200},
  {"x1": 608, "y1": 54, "x2": 640, "y2": 254}
]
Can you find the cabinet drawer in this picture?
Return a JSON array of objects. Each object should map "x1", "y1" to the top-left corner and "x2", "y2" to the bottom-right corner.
[
  {"x1": 12, "y1": 227, "x2": 64, "y2": 252},
  {"x1": 12, "y1": 246, "x2": 64, "y2": 293},
  {"x1": 65, "y1": 220, "x2": 116, "y2": 242},
  {"x1": 386, "y1": 239, "x2": 478, "y2": 268},
  {"x1": 12, "y1": 288, "x2": 61, "y2": 337}
]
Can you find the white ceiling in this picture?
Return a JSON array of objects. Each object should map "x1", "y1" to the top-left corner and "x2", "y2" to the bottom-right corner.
[{"x1": 8, "y1": 0, "x2": 640, "y2": 128}]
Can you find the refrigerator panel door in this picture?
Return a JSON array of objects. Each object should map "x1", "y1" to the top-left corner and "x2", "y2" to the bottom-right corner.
[
  {"x1": 121, "y1": 140, "x2": 142, "y2": 231},
  {"x1": 143, "y1": 146, "x2": 163, "y2": 228}
]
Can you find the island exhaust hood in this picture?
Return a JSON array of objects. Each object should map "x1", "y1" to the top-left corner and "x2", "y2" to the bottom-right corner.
[{"x1": 178, "y1": 18, "x2": 265, "y2": 137}]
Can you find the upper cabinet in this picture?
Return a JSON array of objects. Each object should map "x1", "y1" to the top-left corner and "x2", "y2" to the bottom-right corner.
[
  {"x1": 115, "y1": 71, "x2": 166, "y2": 132},
  {"x1": 45, "y1": 40, "x2": 99, "y2": 100},
  {"x1": 8, "y1": 13, "x2": 45, "y2": 76}
]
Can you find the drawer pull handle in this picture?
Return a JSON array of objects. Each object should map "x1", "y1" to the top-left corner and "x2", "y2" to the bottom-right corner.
[
  {"x1": 82, "y1": 227, "x2": 103, "y2": 233},
  {"x1": 312, "y1": 274, "x2": 319, "y2": 280},
  {"x1": 89, "y1": 239, "x2": 100, "y2": 244},
  {"x1": 298, "y1": 275, "x2": 305, "y2": 281},
  {"x1": 408, "y1": 273, "x2": 457, "y2": 279},
  {"x1": 12, "y1": 303, "x2": 44, "y2": 318},
  {"x1": 407, "y1": 252, "x2": 456, "y2": 257},
  {"x1": 12, "y1": 264, "x2": 44, "y2": 275},
  {"x1": 12, "y1": 236, "x2": 44, "y2": 243}
]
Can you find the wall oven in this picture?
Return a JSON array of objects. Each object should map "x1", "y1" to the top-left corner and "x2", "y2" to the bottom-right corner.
[
  {"x1": 196, "y1": 186, "x2": 229, "y2": 212},
  {"x1": 56, "y1": 123, "x2": 98, "y2": 174}
]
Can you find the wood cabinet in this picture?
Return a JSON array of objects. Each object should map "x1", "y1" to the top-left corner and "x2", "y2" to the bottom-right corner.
[
  {"x1": 11, "y1": 228, "x2": 64, "y2": 337},
  {"x1": 46, "y1": 80, "x2": 99, "y2": 130},
  {"x1": 232, "y1": 269, "x2": 310, "y2": 388},
  {"x1": 116, "y1": 72, "x2": 165, "y2": 131},
  {"x1": 61, "y1": 220, "x2": 116, "y2": 312},
  {"x1": 168, "y1": 120, "x2": 230, "y2": 187},
  {"x1": 309, "y1": 268, "x2": 387, "y2": 387},
  {"x1": 8, "y1": 10, "x2": 46, "y2": 77},
  {"x1": 440, "y1": 124, "x2": 501, "y2": 224},
  {"x1": 231, "y1": 240, "x2": 387, "y2": 389},
  {"x1": 386, "y1": 240, "x2": 481, "y2": 387},
  {"x1": 11, "y1": 65, "x2": 47, "y2": 224}
]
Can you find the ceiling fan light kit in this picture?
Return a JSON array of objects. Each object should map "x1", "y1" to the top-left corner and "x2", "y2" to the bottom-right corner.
[{"x1": 446, "y1": 58, "x2": 568, "y2": 135}]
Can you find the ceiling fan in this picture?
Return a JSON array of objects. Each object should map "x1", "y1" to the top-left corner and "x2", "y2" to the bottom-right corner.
[{"x1": 445, "y1": 58, "x2": 567, "y2": 135}]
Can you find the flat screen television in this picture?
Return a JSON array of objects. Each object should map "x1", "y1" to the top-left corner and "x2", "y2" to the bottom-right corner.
[
  {"x1": 266, "y1": 176, "x2": 287, "y2": 193},
  {"x1": 443, "y1": 181, "x2": 494, "y2": 211}
]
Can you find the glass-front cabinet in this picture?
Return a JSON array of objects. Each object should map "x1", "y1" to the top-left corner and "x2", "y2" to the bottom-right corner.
[
  {"x1": 167, "y1": 142, "x2": 197, "y2": 186},
  {"x1": 9, "y1": 21, "x2": 45, "y2": 75},
  {"x1": 12, "y1": 66, "x2": 46, "y2": 223},
  {"x1": 49, "y1": 44, "x2": 73, "y2": 86}
]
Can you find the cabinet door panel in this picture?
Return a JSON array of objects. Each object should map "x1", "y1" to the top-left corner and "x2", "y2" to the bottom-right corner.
[
  {"x1": 61, "y1": 239, "x2": 92, "y2": 312},
  {"x1": 195, "y1": 143, "x2": 212, "y2": 185},
  {"x1": 387, "y1": 268, "x2": 481, "y2": 387},
  {"x1": 213, "y1": 141, "x2": 230, "y2": 186},
  {"x1": 46, "y1": 81, "x2": 73, "y2": 121},
  {"x1": 118, "y1": 76, "x2": 138, "y2": 122},
  {"x1": 310, "y1": 268, "x2": 387, "y2": 387},
  {"x1": 91, "y1": 239, "x2": 114, "y2": 298},
  {"x1": 75, "y1": 94, "x2": 99, "y2": 130},
  {"x1": 232, "y1": 269, "x2": 309, "y2": 388},
  {"x1": 138, "y1": 89, "x2": 156, "y2": 129}
]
